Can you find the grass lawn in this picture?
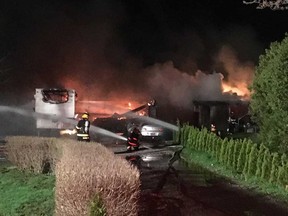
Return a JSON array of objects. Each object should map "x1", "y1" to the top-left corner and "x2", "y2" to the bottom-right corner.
[
  {"x1": 181, "y1": 150, "x2": 288, "y2": 203},
  {"x1": 0, "y1": 162, "x2": 55, "y2": 216}
]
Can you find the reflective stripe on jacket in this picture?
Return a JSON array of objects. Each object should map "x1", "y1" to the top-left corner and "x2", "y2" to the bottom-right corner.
[{"x1": 76, "y1": 119, "x2": 90, "y2": 136}]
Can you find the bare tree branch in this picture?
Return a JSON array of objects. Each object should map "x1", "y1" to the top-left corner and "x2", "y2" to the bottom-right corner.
[
  {"x1": 243, "y1": 0, "x2": 261, "y2": 4},
  {"x1": 243, "y1": 0, "x2": 288, "y2": 10}
]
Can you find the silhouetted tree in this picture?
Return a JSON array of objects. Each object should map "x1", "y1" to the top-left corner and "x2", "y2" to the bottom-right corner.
[{"x1": 250, "y1": 33, "x2": 288, "y2": 153}]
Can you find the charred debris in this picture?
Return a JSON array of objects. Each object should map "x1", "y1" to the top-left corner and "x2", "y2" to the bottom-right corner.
[{"x1": 92, "y1": 98, "x2": 253, "y2": 139}]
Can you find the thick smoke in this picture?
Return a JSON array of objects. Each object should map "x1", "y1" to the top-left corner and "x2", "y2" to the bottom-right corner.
[
  {"x1": 0, "y1": 0, "x2": 274, "y2": 108},
  {"x1": 0, "y1": 0, "x2": 285, "y2": 138},
  {"x1": 146, "y1": 44, "x2": 255, "y2": 108},
  {"x1": 146, "y1": 61, "x2": 235, "y2": 108}
]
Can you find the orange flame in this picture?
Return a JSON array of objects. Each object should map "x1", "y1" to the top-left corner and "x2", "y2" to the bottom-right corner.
[{"x1": 222, "y1": 82, "x2": 250, "y2": 100}]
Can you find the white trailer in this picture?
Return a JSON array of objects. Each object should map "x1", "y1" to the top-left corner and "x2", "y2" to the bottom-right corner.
[{"x1": 34, "y1": 88, "x2": 76, "y2": 129}]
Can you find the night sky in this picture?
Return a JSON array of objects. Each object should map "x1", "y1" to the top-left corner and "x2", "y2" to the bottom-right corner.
[{"x1": 0, "y1": 0, "x2": 287, "y2": 105}]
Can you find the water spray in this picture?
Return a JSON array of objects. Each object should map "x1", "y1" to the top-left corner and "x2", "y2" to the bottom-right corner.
[
  {"x1": 125, "y1": 112, "x2": 179, "y2": 131},
  {"x1": 0, "y1": 106, "x2": 127, "y2": 141}
]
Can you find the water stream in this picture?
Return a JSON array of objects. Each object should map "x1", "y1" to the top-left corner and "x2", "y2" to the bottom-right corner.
[
  {"x1": 126, "y1": 112, "x2": 179, "y2": 131},
  {"x1": 0, "y1": 104, "x2": 179, "y2": 141},
  {"x1": 0, "y1": 105, "x2": 127, "y2": 141}
]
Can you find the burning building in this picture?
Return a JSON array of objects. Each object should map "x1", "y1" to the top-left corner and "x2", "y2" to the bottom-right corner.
[
  {"x1": 192, "y1": 99, "x2": 249, "y2": 136},
  {"x1": 145, "y1": 59, "x2": 254, "y2": 136},
  {"x1": 154, "y1": 98, "x2": 249, "y2": 137},
  {"x1": 91, "y1": 99, "x2": 157, "y2": 135}
]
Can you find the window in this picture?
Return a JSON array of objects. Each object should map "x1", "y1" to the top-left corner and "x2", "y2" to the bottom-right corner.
[{"x1": 42, "y1": 89, "x2": 69, "y2": 104}]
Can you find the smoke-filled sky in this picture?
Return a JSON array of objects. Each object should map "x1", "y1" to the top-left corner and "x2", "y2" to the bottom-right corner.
[{"x1": 0, "y1": 0, "x2": 287, "y2": 106}]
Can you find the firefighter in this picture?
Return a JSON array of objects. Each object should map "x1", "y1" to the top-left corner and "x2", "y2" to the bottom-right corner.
[
  {"x1": 127, "y1": 125, "x2": 141, "y2": 151},
  {"x1": 148, "y1": 99, "x2": 157, "y2": 118},
  {"x1": 228, "y1": 111, "x2": 237, "y2": 134},
  {"x1": 76, "y1": 112, "x2": 91, "y2": 142}
]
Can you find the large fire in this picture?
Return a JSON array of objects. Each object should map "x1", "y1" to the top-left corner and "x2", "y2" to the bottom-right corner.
[
  {"x1": 76, "y1": 100, "x2": 144, "y2": 119},
  {"x1": 222, "y1": 82, "x2": 250, "y2": 100}
]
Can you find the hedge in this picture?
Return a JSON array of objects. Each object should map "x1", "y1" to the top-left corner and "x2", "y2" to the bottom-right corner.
[
  {"x1": 177, "y1": 125, "x2": 288, "y2": 189},
  {"x1": 5, "y1": 136, "x2": 140, "y2": 216}
]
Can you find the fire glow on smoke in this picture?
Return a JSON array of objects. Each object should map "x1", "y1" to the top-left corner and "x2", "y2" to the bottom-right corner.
[
  {"x1": 222, "y1": 82, "x2": 250, "y2": 99},
  {"x1": 218, "y1": 45, "x2": 254, "y2": 100},
  {"x1": 147, "y1": 63, "x2": 252, "y2": 108},
  {"x1": 60, "y1": 46, "x2": 253, "y2": 109},
  {"x1": 147, "y1": 47, "x2": 254, "y2": 106}
]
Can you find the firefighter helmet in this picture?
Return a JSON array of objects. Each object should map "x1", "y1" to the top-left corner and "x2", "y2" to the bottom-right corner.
[{"x1": 82, "y1": 112, "x2": 89, "y2": 119}]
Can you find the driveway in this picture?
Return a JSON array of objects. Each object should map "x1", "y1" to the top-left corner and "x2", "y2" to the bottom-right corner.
[{"x1": 110, "y1": 141, "x2": 288, "y2": 216}]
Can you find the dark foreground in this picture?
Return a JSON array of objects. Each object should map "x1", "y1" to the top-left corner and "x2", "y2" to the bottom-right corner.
[{"x1": 1, "y1": 138, "x2": 288, "y2": 216}]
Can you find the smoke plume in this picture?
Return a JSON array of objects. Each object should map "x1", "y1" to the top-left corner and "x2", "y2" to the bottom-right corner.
[
  {"x1": 146, "y1": 45, "x2": 255, "y2": 108},
  {"x1": 0, "y1": 0, "x2": 266, "y2": 108}
]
